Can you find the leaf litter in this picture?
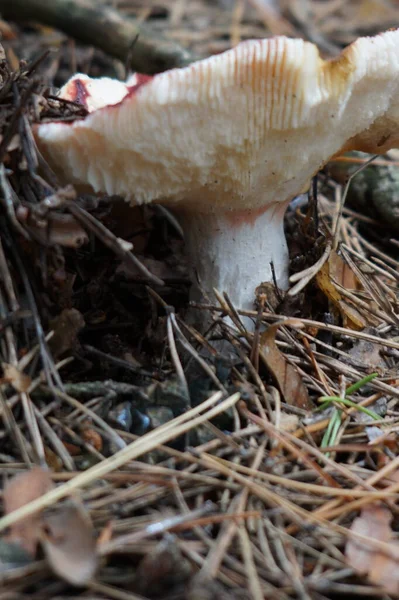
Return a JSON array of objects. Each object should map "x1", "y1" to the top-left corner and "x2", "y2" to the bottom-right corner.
[
  {"x1": 0, "y1": 0, "x2": 398, "y2": 598},
  {"x1": 3, "y1": 467, "x2": 54, "y2": 555},
  {"x1": 346, "y1": 504, "x2": 399, "y2": 596},
  {"x1": 41, "y1": 502, "x2": 98, "y2": 586}
]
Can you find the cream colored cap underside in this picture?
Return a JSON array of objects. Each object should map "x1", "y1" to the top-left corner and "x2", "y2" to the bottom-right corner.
[{"x1": 37, "y1": 31, "x2": 399, "y2": 212}]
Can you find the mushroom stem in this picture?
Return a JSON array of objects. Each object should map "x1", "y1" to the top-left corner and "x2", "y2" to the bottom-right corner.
[{"x1": 177, "y1": 201, "x2": 290, "y2": 322}]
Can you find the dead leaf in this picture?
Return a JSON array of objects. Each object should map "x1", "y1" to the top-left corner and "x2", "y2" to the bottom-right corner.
[
  {"x1": 348, "y1": 334, "x2": 386, "y2": 371},
  {"x1": 48, "y1": 308, "x2": 85, "y2": 358},
  {"x1": 329, "y1": 250, "x2": 359, "y2": 291},
  {"x1": 316, "y1": 251, "x2": 366, "y2": 330},
  {"x1": 41, "y1": 503, "x2": 97, "y2": 586},
  {"x1": 81, "y1": 428, "x2": 103, "y2": 452},
  {"x1": 1, "y1": 363, "x2": 31, "y2": 393},
  {"x1": 44, "y1": 446, "x2": 64, "y2": 472},
  {"x1": 346, "y1": 504, "x2": 399, "y2": 595},
  {"x1": 259, "y1": 319, "x2": 311, "y2": 410},
  {"x1": 3, "y1": 467, "x2": 54, "y2": 556},
  {"x1": 62, "y1": 441, "x2": 82, "y2": 456}
]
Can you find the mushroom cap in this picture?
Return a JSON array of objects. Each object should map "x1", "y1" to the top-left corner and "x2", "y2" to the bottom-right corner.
[
  {"x1": 36, "y1": 30, "x2": 399, "y2": 213},
  {"x1": 58, "y1": 73, "x2": 131, "y2": 112}
]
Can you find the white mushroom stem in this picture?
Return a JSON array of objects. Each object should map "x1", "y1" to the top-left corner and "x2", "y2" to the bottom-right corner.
[{"x1": 178, "y1": 202, "x2": 289, "y2": 315}]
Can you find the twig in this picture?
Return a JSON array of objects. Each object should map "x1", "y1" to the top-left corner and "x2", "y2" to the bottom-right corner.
[{"x1": 0, "y1": 0, "x2": 194, "y2": 74}]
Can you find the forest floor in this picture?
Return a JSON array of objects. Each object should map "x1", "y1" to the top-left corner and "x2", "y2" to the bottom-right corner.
[{"x1": 0, "y1": 1, "x2": 399, "y2": 599}]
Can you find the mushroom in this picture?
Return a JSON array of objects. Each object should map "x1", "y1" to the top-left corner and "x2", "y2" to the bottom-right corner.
[{"x1": 36, "y1": 30, "x2": 399, "y2": 326}]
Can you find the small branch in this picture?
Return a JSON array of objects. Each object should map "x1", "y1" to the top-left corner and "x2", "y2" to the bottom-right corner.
[{"x1": 0, "y1": 0, "x2": 194, "y2": 74}]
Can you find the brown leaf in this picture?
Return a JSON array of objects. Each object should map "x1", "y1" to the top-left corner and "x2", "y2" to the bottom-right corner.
[
  {"x1": 48, "y1": 308, "x2": 85, "y2": 358},
  {"x1": 346, "y1": 504, "x2": 399, "y2": 595},
  {"x1": 41, "y1": 503, "x2": 97, "y2": 586},
  {"x1": 329, "y1": 250, "x2": 359, "y2": 291},
  {"x1": 44, "y1": 446, "x2": 64, "y2": 472},
  {"x1": 2, "y1": 363, "x2": 31, "y2": 393},
  {"x1": 81, "y1": 428, "x2": 103, "y2": 452},
  {"x1": 316, "y1": 252, "x2": 366, "y2": 330},
  {"x1": 3, "y1": 467, "x2": 54, "y2": 556},
  {"x1": 259, "y1": 319, "x2": 311, "y2": 410},
  {"x1": 348, "y1": 335, "x2": 386, "y2": 371},
  {"x1": 62, "y1": 441, "x2": 82, "y2": 456}
]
